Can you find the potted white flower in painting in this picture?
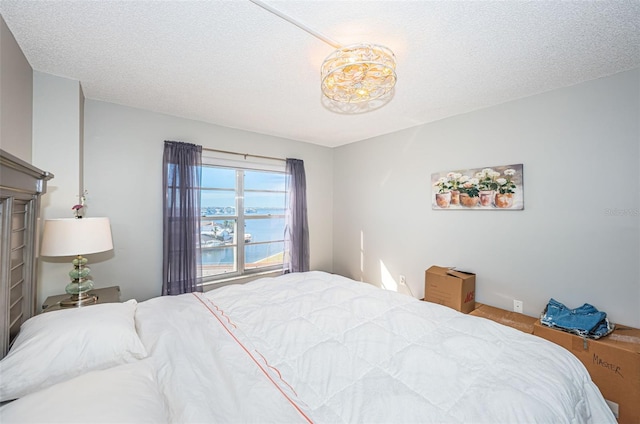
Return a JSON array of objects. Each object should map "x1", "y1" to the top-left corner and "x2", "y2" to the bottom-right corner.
[
  {"x1": 494, "y1": 169, "x2": 517, "y2": 208},
  {"x1": 433, "y1": 177, "x2": 452, "y2": 208},
  {"x1": 459, "y1": 177, "x2": 480, "y2": 207},
  {"x1": 446, "y1": 172, "x2": 463, "y2": 205},
  {"x1": 476, "y1": 168, "x2": 501, "y2": 206}
]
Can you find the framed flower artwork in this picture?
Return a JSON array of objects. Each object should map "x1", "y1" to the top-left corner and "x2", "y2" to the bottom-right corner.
[{"x1": 431, "y1": 164, "x2": 524, "y2": 210}]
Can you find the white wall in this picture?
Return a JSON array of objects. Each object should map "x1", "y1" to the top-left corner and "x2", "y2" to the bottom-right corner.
[
  {"x1": 0, "y1": 15, "x2": 32, "y2": 162},
  {"x1": 32, "y1": 72, "x2": 85, "y2": 305},
  {"x1": 333, "y1": 69, "x2": 640, "y2": 327},
  {"x1": 83, "y1": 100, "x2": 333, "y2": 302}
]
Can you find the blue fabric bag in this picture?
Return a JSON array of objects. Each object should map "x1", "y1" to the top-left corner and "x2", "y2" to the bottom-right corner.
[{"x1": 540, "y1": 298, "x2": 614, "y2": 339}]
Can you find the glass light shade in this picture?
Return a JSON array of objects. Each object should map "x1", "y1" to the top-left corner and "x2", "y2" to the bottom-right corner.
[{"x1": 321, "y1": 43, "x2": 397, "y2": 103}]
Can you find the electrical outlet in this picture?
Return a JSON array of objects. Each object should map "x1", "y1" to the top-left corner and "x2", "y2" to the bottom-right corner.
[
  {"x1": 399, "y1": 275, "x2": 406, "y2": 286},
  {"x1": 513, "y1": 300, "x2": 523, "y2": 314}
]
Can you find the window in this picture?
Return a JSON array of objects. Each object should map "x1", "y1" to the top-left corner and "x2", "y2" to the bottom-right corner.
[{"x1": 200, "y1": 164, "x2": 286, "y2": 280}]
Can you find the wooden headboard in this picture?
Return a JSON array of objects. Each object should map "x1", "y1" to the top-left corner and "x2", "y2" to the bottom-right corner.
[{"x1": 0, "y1": 150, "x2": 52, "y2": 358}]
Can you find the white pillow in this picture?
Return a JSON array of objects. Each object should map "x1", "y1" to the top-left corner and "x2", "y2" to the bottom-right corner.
[
  {"x1": 0, "y1": 300, "x2": 147, "y2": 401},
  {"x1": 0, "y1": 361, "x2": 169, "y2": 423}
]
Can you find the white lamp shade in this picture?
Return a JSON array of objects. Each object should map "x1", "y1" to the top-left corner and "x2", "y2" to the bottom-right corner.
[{"x1": 40, "y1": 218, "x2": 114, "y2": 257}]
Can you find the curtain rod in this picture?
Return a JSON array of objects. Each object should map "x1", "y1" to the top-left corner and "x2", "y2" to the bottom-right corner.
[{"x1": 202, "y1": 147, "x2": 286, "y2": 163}]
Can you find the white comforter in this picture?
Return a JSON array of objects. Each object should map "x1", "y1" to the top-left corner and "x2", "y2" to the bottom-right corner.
[{"x1": 136, "y1": 271, "x2": 614, "y2": 423}]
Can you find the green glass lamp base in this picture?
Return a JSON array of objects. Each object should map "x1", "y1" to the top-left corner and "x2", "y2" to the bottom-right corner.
[{"x1": 61, "y1": 255, "x2": 97, "y2": 308}]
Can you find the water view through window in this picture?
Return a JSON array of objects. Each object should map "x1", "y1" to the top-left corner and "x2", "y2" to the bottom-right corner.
[{"x1": 200, "y1": 166, "x2": 286, "y2": 278}]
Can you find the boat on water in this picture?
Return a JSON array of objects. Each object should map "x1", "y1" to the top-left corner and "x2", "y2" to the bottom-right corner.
[
  {"x1": 201, "y1": 232, "x2": 252, "y2": 250},
  {"x1": 201, "y1": 239, "x2": 225, "y2": 249}
]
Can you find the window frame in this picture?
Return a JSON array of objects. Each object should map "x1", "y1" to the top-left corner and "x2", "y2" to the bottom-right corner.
[{"x1": 199, "y1": 159, "x2": 286, "y2": 283}]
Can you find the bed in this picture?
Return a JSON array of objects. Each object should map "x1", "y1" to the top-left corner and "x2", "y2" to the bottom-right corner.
[{"x1": 0, "y1": 271, "x2": 615, "y2": 423}]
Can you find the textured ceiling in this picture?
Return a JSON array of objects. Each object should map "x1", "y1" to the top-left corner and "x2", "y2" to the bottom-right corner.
[{"x1": 1, "y1": 1, "x2": 639, "y2": 148}]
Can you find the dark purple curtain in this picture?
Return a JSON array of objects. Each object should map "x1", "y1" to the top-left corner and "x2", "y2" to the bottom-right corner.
[
  {"x1": 162, "y1": 141, "x2": 202, "y2": 295},
  {"x1": 284, "y1": 158, "x2": 309, "y2": 273}
]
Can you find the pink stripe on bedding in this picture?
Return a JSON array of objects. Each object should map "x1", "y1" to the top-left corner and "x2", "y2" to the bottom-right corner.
[{"x1": 191, "y1": 293, "x2": 313, "y2": 424}]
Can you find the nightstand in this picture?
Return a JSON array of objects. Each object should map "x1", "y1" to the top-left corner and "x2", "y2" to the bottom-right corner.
[{"x1": 41, "y1": 286, "x2": 121, "y2": 312}]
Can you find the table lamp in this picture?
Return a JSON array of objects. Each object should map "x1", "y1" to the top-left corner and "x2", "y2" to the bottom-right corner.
[{"x1": 40, "y1": 217, "x2": 113, "y2": 307}]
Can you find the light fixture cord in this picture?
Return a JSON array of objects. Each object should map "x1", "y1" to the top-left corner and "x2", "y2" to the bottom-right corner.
[{"x1": 248, "y1": 0, "x2": 342, "y2": 49}]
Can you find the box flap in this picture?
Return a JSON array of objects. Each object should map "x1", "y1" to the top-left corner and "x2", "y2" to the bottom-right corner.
[
  {"x1": 603, "y1": 325, "x2": 640, "y2": 354},
  {"x1": 425, "y1": 266, "x2": 452, "y2": 276},
  {"x1": 446, "y1": 269, "x2": 476, "y2": 280},
  {"x1": 534, "y1": 321, "x2": 640, "y2": 354},
  {"x1": 470, "y1": 304, "x2": 536, "y2": 334}
]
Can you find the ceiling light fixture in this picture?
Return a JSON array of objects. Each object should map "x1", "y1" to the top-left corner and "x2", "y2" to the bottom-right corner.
[
  {"x1": 249, "y1": 0, "x2": 397, "y2": 104},
  {"x1": 321, "y1": 43, "x2": 396, "y2": 103}
]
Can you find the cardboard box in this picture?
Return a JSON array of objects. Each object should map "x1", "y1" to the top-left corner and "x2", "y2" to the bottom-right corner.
[
  {"x1": 424, "y1": 266, "x2": 475, "y2": 314},
  {"x1": 533, "y1": 321, "x2": 640, "y2": 424},
  {"x1": 470, "y1": 303, "x2": 536, "y2": 334}
]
